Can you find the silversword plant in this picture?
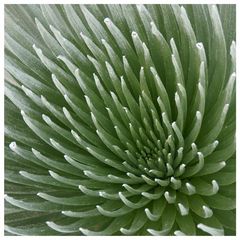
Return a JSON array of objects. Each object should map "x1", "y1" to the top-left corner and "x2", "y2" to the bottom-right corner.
[{"x1": 5, "y1": 4, "x2": 236, "y2": 236}]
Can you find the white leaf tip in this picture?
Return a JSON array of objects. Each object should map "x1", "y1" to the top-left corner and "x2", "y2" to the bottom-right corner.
[{"x1": 9, "y1": 141, "x2": 17, "y2": 149}]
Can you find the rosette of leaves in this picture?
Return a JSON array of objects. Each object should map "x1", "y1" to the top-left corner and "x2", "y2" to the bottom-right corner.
[{"x1": 4, "y1": 4, "x2": 236, "y2": 236}]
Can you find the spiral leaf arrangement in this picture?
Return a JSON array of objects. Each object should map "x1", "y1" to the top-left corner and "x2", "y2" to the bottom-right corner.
[{"x1": 5, "y1": 4, "x2": 236, "y2": 236}]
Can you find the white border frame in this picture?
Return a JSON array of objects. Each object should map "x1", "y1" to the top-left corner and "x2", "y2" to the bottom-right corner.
[{"x1": 0, "y1": 0, "x2": 239, "y2": 239}]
